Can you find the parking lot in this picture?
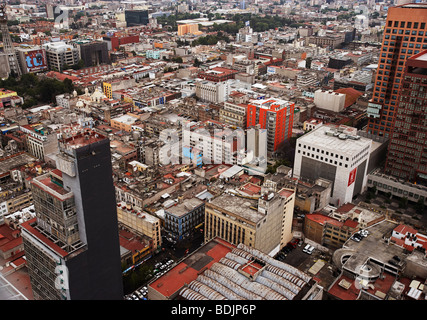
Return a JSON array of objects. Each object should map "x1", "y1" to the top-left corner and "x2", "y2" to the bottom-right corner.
[
  {"x1": 274, "y1": 239, "x2": 337, "y2": 290},
  {"x1": 125, "y1": 257, "x2": 176, "y2": 300}
]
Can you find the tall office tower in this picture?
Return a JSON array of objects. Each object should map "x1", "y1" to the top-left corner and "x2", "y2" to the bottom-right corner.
[
  {"x1": 384, "y1": 50, "x2": 427, "y2": 184},
  {"x1": 366, "y1": 3, "x2": 427, "y2": 138},
  {"x1": 247, "y1": 98, "x2": 295, "y2": 153},
  {"x1": 21, "y1": 129, "x2": 124, "y2": 300},
  {"x1": 0, "y1": 4, "x2": 21, "y2": 77}
]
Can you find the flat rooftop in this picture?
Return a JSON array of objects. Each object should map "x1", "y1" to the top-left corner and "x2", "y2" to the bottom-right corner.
[
  {"x1": 31, "y1": 173, "x2": 73, "y2": 201},
  {"x1": 0, "y1": 152, "x2": 37, "y2": 177},
  {"x1": 333, "y1": 220, "x2": 405, "y2": 276},
  {"x1": 208, "y1": 193, "x2": 263, "y2": 225},
  {"x1": 298, "y1": 125, "x2": 372, "y2": 155},
  {"x1": 60, "y1": 131, "x2": 106, "y2": 150},
  {"x1": 164, "y1": 198, "x2": 204, "y2": 218}
]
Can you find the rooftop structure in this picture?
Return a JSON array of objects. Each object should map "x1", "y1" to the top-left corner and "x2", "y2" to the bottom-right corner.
[{"x1": 148, "y1": 238, "x2": 322, "y2": 300}]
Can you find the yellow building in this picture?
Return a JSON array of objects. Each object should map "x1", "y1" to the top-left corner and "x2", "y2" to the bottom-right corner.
[
  {"x1": 110, "y1": 113, "x2": 139, "y2": 132},
  {"x1": 204, "y1": 188, "x2": 295, "y2": 254},
  {"x1": 116, "y1": 202, "x2": 162, "y2": 250},
  {"x1": 0, "y1": 88, "x2": 18, "y2": 99},
  {"x1": 103, "y1": 81, "x2": 112, "y2": 99}
]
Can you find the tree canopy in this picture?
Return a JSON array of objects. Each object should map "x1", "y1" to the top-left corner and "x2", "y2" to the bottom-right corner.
[{"x1": 0, "y1": 73, "x2": 78, "y2": 109}]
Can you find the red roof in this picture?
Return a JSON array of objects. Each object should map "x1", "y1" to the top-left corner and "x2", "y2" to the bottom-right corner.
[
  {"x1": 149, "y1": 238, "x2": 235, "y2": 299},
  {"x1": 20, "y1": 218, "x2": 69, "y2": 258},
  {"x1": 46, "y1": 71, "x2": 79, "y2": 82},
  {"x1": 335, "y1": 203, "x2": 356, "y2": 214},
  {"x1": 335, "y1": 87, "x2": 363, "y2": 108},
  {"x1": 306, "y1": 213, "x2": 343, "y2": 227},
  {"x1": 343, "y1": 218, "x2": 358, "y2": 229},
  {"x1": 394, "y1": 224, "x2": 417, "y2": 235}
]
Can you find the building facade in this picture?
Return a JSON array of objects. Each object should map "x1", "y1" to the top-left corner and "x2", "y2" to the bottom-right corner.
[
  {"x1": 247, "y1": 98, "x2": 295, "y2": 153},
  {"x1": 204, "y1": 188, "x2": 295, "y2": 254},
  {"x1": 164, "y1": 198, "x2": 204, "y2": 241},
  {"x1": 21, "y1": 130, "x2": 124, "y2": 300},
  {"x1": 384, "y1": 50, "x2": 427, "y2": 184},
  {"x1": 293, "y1": 125, "x2": 372, "y2": 206},
  {"x1": 77, "y1": 41, "x2": 109, "y2": 68},
  {"x1": 366, "y1": 3, "x2": 427, "y2": 138},
  {"x1": 42, "y1": 42, "x2": 80, "y2": 71}
]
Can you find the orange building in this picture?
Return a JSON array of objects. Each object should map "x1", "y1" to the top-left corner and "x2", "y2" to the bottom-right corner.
[
  {"x1": 247, "y1": 98, "x2": 295, "y2": 152},
  {"x1": 366, "y1": 3, "x2": 427, "y2": 138},
  {"x1": 177, "y1": 23, "x2": 201, "y2": 36}
]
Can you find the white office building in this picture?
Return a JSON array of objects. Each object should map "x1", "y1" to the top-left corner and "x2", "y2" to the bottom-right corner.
[
  {"x1": 293, "y1": 125, "x2": 372, "y2": 206},
  {"x1": 314, "y1": 89, "x2": 346, "y2": 113},
  {"x1": 42, "y1": 41, "x2": 80, "y2": 71}
]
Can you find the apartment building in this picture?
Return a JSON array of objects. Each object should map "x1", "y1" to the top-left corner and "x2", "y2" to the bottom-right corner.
[
  {"x1": 384, "y1": 50, "x2": 427, "y2": 183},
  {"x1": 164, "y1": 198, "x2": 204, "y2": 241},
  {"x1": 21, "y1": 130, "x2": 123, "y2": 300},
  {"x1": 182, "y1": 120, "x2": 245, "y2": 165},
  {"x1": 20, "y1": 124, "x2": 58, "y2": 161},
  {"x1": 116, "y1": 202, "x2": 162, "y2": 251},
  {"x1": 195, "y1": 80, "x2": 227, "y2": 104},
  {"x1": 247, "y1": 98, "x2": 295, "y2": 153},
  {"x1": 219, "y1": 100, "x2": 247, "y2": 128},
  {"x1": 42, "y1": 41, "x2": 80, "y2": 71}
]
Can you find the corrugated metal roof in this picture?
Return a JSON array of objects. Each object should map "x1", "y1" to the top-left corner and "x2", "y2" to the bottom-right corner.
[{"x1": 178, "y1": 242, "x2": 312, "y2": 300}]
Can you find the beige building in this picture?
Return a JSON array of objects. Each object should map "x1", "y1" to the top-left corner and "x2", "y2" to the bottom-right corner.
[
  {"x1": 219, "y1": 101, "x2": 247, "y2": 128},
  {"x1": 177, "y1": 23, "x2": 201, "y2": 36},
  {"x1": 116, "y1": 201, "x2": 162, "y2": 250},
  {"x1": 204, "y1": 188, "x2": 295, "y2": 254},
  {"x1": 110, "y1": 113, "x2": 140, "y2": 132}
]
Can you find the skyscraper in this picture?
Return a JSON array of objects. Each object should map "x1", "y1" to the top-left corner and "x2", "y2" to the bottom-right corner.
[
  {"x1": 0, "y1": 4, "x2": 21, "y2": 77},
  {"x1": 366, "y1": 3, "x2": 427, "y2": 138},
  {"x1": 21, "y1": 129, "x2": 124, "y2": 300},
  {"x1": 384, "y1": 50, "x2": 427, "y2": 184}
]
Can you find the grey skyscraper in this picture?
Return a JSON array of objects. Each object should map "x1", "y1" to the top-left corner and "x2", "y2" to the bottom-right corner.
[
  {"x1": 0, "y1": 4, "x2": 21, "y2": 77},
  {"x1": 22, "y1": 129, "x2": 124, "y2": 300}
]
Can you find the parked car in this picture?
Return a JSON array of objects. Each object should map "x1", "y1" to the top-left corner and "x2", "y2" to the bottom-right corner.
[
  {"x1": 351, "y1": 233, "x2": 362, "y2": 242},
  {"x1": 303, "y1": 244, "x2": 315, "y2": 254}
]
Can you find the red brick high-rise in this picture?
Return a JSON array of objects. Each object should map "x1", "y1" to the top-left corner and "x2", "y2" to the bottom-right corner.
[
  {"x1": 366, "y1": 3, "x2": 427, "y2": 138},
  {"x1": 384, "y1": 50, "x2": 427, "y2": 184}
]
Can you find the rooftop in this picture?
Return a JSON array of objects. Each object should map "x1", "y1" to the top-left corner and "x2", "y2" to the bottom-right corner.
[
  {"x1": 149, "y1": 238, "x2": 314, "y2": 300},
  {"x1": 59, "y1": 130, "x2": 106, "y2": 150},
  {"x1": 297, "y1": 125, "x2": 372, "y2": 155},
  {"x1": 164, "y1": 198, "x2": 204, "y2": 218},
  {"x1": 208, "y1": 193, "x2": 262, "y2": 225}
]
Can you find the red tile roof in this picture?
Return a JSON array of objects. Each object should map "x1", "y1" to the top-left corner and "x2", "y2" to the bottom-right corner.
[
  {"x1": 335, "y1": 87, "x2": 363, "y2": 108},
  {"x1": 149, "y1": 238, "x2": 235, "y2": 299}
]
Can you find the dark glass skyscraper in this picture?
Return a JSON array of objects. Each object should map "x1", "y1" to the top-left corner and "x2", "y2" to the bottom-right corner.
[{"x1": 22, "y1": 129, "x2": 124, "y2": 300}]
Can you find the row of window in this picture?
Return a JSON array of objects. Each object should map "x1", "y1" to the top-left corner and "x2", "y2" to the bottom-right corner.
[{"x1": 386, "y1": 20, "x2": 426, "y2": 30}]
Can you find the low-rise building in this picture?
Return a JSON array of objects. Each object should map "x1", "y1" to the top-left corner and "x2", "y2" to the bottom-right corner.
[{"x1": 164, "y1": 197, "x2": 204, "y2": 241}]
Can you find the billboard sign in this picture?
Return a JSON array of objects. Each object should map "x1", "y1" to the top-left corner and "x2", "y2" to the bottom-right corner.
[
  {"x1": 348, "y1": 168, "x2": 357, "y2": 186},
  {"x1": 24, "y1": 49, "x2": 47, "y2": 73}
]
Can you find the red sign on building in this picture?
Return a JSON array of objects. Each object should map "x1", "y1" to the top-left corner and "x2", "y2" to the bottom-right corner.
[{"x1": 348, "y1": 168, "x2": 357, "y2": 186}]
